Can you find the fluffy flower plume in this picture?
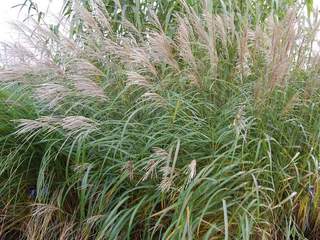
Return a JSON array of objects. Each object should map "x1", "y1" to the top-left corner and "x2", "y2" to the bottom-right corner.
[
  {"x1": 72, "y1": 77, "x2": 106, "y2": 99},
  {"x1": 159, "y1": 161, "x2": 175, "y2": 192},
  {"x1": 126, "y1": 71, "x2": 151, "y2": 88},
  {"x1": 176, "y1": 16, "x2": 196, "y2": 68},
  {"x1": 15, "y1": 116, "x2": 60, "y2": 135},
  {"x1": 141, "y1": 92, "x2": 167, "y2": 107},
  {"x1": 159, "y1": 176, "x2": 174, "y2": 193},
  {"x1": 61, "y1": 116, "x2": 97, "y2": 133},
  {"x1": 186, "y1": 160, "x2": 197, "y2": 183},
  {"x1": 122, "y1": 161, "x2": 134, "y2": 181},
  {"x1": 141, "y1": 147, "x2": 169, "y2": 182},
  {"x1": 15, "y1": 116, "x2": 98, "y2": 135},
  {"x1": 34, "y1": 83, "x2": 69, "y2": 108},
  {"x1": 233, "y1": 105, "x2": 248, "y2": 141},
  {"x1": 148, "y1": 32, "x2": 179, "y2": 71}
]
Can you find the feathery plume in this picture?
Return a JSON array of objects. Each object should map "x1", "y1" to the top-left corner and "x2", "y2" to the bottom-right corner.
[
  {"x1": 254, "y1": 9, "x2": 297, "y2": 90},
  {"x1": 233, "y1": 105, "x2": 247, "y2": 141},
  {"x1": 151, "y1": 147, "x2": 170, "y2": 160},
  {"x1": 126, "y1": 71, "x2": 151, "y2": 88},
  {"x1": 158, "y1": 148, "x2": 176, "y2": 192},
  {"x1": 122, "y1": 45, "x2": 157, "y2": 76},
  {"x1": 92, "y1": 0, "x2": 113, "y2": 33},
  {"x1": 61, "y1": 116, "x2": 97, "y2": 133},
  {"x1": 122, "y1": 161, "x2": 134, "y2": 181},
  {"x1": 237, "y1": 28, "x2": 251, "y2": 78},
  {"x1": 15, "y1": 116, "x2": 59, "y2": 135},
  {"x1": 141, "y1": 160, "x2": 158, "y2": 181},
  {"x1": 74, "y1": 2, "x2": 102, "y2": 36},
  {"x1": 122, "y1": 19, "x2": 142, "y2": 39},
  {"x1": 187, "y1": 71, "x2": 200, "y2": 86},
  {"x1": 141, "y1": 147, "x2": 169, "y2": 182},
  {"x1": 148, "y1": 32, "x2": 179, "y2": 71},
  {"x1": 176, "y1": 16, "x2": 196, "y2": 69},
  {"x1": 141, "y1": 92, "x2": 167, "y2": 107},
  {"x1": 159, "y1": 176, "x2": 174, "y2": 192},
  {"x1": 159, "y1": 163, "x2": 174, "y2": 192},
  {"x1": 160, "y1": 165, "x2": 173, "y2": 177},
  {"x1": 67, "y1": 60, "x2": 102, "y2": 77},
  {"x1": 186, "y1": 160, "x2": 197, "y2": 183},
  {"x1": 34, "y1": 83, "x2": 69, "y2": 108},
  {"x1": 72, "y1": 77, "x2": 106, "y2": 99},
  {"x1": 0, "y1": 64, "x2": 60, "y2": 84},
  {"x1": 66, "y1": 61, "x2": 106, "y2": 99}
]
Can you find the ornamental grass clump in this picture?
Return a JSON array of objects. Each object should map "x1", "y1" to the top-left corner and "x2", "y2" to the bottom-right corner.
[{"x1": 0, "y1": 0, "x2": 320, "y2": 239}]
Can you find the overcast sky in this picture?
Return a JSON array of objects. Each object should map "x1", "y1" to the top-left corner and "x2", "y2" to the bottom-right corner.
[{"x1": 0, "y1": 0, "x2": 63, "y2": 42}]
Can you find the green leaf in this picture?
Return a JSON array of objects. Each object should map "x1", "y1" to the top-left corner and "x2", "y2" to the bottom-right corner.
[{"x1": 306, "y1": 0, "x2": 313, "y2": 17}]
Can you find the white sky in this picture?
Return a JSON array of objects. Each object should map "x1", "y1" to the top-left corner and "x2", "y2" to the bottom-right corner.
[{"x1": 0, "y1": 0, "x2": 63, "y2": 42}]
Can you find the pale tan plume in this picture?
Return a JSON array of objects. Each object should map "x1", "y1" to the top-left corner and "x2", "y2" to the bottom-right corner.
[{"x1": 126, "y1": 71, "x2": 151, "y2": 88}]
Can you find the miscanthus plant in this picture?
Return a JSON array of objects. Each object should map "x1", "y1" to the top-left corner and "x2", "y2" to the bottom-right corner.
[{"x1": 1, "y1": 0, "x2": 320, "y2": 239}]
